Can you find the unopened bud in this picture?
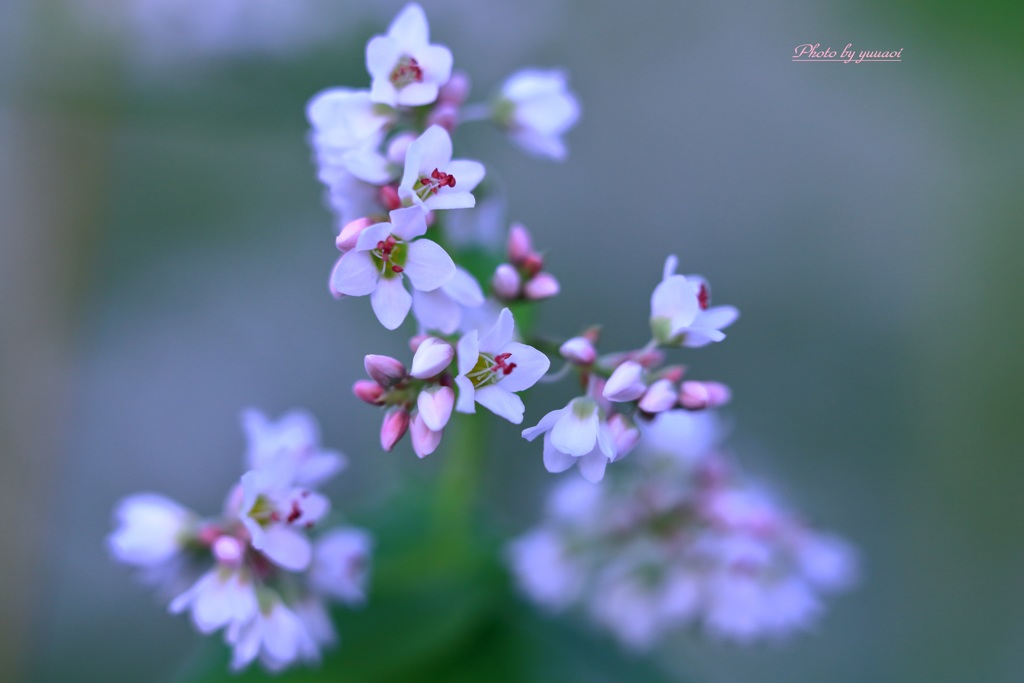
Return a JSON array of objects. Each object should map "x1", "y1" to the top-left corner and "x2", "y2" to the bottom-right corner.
[
  {"x1": 426, "y1": 103, "x2": 460, "y2": 132},
  {"x1": 679, "y1": 381, "x2": 732, "y2": 410},
  {"x1": 521, "y1": 253, "x2": 544, "y2": 277},
  {"x1": 524, "y1": 273, "x2": 559, "y2": 300},
  {"x1": 379, "y1": 185, "x2": 401, "y2": 211},
  {"x1": 491, "y1": 263, "x2": 522, "y2": 299},
  {"x1": 559, "y1": 336, "x2": 596, "y2": 365},
  {"x1": 438, "y1": 70, "x2": 471, "y2": 106},
  {"x1": 417, "y1": 385, "x2": 455, "y2": 431},
  {"x1": 386, "y1": 133, "x2": 417, "y2": 165},
  {"x1": 364, "y1": 355, "x2": 406, "y2": 387},
  {"x1": 507, "y1": 223, "x2": 533, "y2": 264},
  {"x1": 603, "y1": 361, "x2": 646, "y2": 402},
  {"x1": 353, "y1": 380, "x2": 386, "y2": 405},
  {"x1": 409, "y1": 413, "x2": 442, "y2": 458},
  {"x1": 212, "y1": 536, "x2": 244, "y2": 567},
  {"x1": 336, "y1": 217, "x2": 374, "y2": 252},
  {"x1": 409, "y1": 334, "x2": 429, "y2": 353},
  {"x1": 607, "y1": 414, "x2": 640, "y2": 460},
  {"x1": 658, "y1": 365, "x2": 687, "y2": 383},
  {"x1": 638, "y1": 379, "x2": 678, "y2": 414},
  {"x1": 410, "y1": 337, "x2": 454, "y2": 379},
  {"x1": 380, "y1": 408, "x2": 410, "y2": 452}
]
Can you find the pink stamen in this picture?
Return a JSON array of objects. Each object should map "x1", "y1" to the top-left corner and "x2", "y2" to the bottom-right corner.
[
  {"x1": 418, "y1": 168, "x2": 457, "y2": 195},
  {"x1": 697, "y1": 284, "x2": 709, "y2": 310}
]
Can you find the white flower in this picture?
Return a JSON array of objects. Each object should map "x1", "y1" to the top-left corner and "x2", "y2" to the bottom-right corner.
[
  {"x1": 411, "y1": 266, "x2": 485, "y2": 334},
  {"x1": 242, "y1": 409, "x2": 346, "y2": 488},
  {"x1": 320, "y1": 167, "x2": 387, "y2": 231},
  {"x1": 366, "y1": 3, "x2": 453, "y2": 107},
  {"x1": 307, "y1": 88, "x2": 394, "y2": 158},
  {"x1": 309, "y1": 528, "x2": 373, "y2": 605},
  {"x1": 639, "y1": 409, "x2": 725, "y2": 464},
  {"x1": 329, "y1": 206, "x2": 456, "y2": 330},
  {"x1": 398, "y1": 126, "x2": 485, "y2": 212},
  {"x1": 108, "y1": 493, "x2": 196, "y2": 566},
  {"x1": 228, "y1": 599, "x2": 320, "y2": 672},
  {"x1": 602, "y1": 360, "x2": 646, "y2": 402},
  {"x1": 239, "y1": 463, "x2": 330, "y2": 572},
  {"x1": 495, "y1": 69, "x2": 580, "y2": 161},
  {"x1": 454, "y1": 308, "x2": 550, "y2": 424},
  {"x1": 650, "y1": 255, "x2": 739, "y2": 347},
  {"x1": 169, "y1": 567, "x2": 259, "y2": 635},
  {"x1": 506, "y1": 529, "x2": 583, "y2": 611},
  {"x1": 522, "y1": 397, "x2": 616, "y2": 483}
]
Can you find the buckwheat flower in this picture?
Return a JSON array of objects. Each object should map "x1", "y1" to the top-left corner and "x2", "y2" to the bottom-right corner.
[
  {"x1": 409, "y1": 337, "x2": 454, "y2": 379},
  {"x1": 169, "y1": 565, "x2": 259, "y2": 635},
  {"x1": 409, "y1": 413, "x2": 443, "y2": 457},
  {"x1": 242, "y1": 409, "x2": 346, "y2": 488},
  {"x1": 398, "y1": 125, "x2": 485, "y2": 212},
  {"x1": 522, "y1": 397, "x2": 616, "y2": 482},
  {"x1": 309, "y1": 528, "x2": 373, "y2": 605},
  {"x1": 366, "y1": 3, "x2": 453, "y2": 107},
  {"x1": 239, "y1": 464, "x2": 330, "y2": 572},
  {"x1": 506, "y1": 529, "x2": 584, "y2": 611},
  {"x1": 411, "y1": 266, "x2": 486, "y2": 334},
  {"x1": 107, "y1": 493, "x2": 197, "y2": 567},
  {"x1": 307, "y1": 88, "x2": 395, "y2": 158},
  {"x1": 417, "y1": 385, "x2": 455, "y2": 431},
  {"x1": 494, "y1": 69, "x2": 580, "y2": 161},
  {"x1": 228, "y1": 598, "x2": 319, "y2": 672},
  {"x1": 454, "y1": 307, "x2": 550, "y2": 424},
  {"x1": 651, "y1": 255, "x2": 739, "y2": 347},
  {"x1": 329, "y1": 206, "x2": 456, "y2": 330},
  {"x1": 638, "y1": 378, "x2": 678, "y2": 414}
]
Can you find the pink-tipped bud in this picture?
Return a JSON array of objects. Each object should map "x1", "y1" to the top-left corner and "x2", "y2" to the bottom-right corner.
[
  {"x1": 679, "y1": 381, "x2": 732, "y2": 410},
  {"x1": 426, "y1": 103, "x2": 460, "y2": 132},
  {"x1": 659, "y1": 365, "x2": 687, "y2": 383},
  {"x1": 409, "y1": 413, "x2": 442, "y2": 458},
  {"x1": 582, "y1": 326, "x2": 602, "y2": 344},
  {"x1": 438, "y1": 70, "x2": 471, "y2": 106},
  {"x1": 491, "y1": 263, "x2": 522, "y2": 299},
  {"x1": 386, "y1": 132, "x2": 417, "y2": 165},
  {"x1": 639, "y1": 379, "x2": 678, "y2": 414},
  {"x1": 380, "y1": 408, "x2": 410, "y2": 452},
  {"x1": 336, "y1": 217, "x2": 374, "y2": 252},
  {"x1": 521, "y1": 253, "x2": 544, "y2": 277},
  {"x1": 410, "y1": 337, "x2": 454, "y2": 379},
  {"x1": 607, "y1": 414, "x2": 640, "y2": 460},
  {"x1": 364, "y1": 354, "x2": 406, "y2": 388},
  {"x1": 507, "y1": 223, "x2": 533, "y2": 264},
  {"x1": 353, "y1": 380, "x2": 386, "y2": 405},
  {"x1": 559, "y1": 336, "x2": 596, "y2": 365},
  {"x1": 603, "y1": 361, "x2": 647, "y2": 402},
  {"x1": 212, "y1": 536, "x2": 244, "y2": 567},
  {"x1": 379, "y1": 185, "x2": 401, "y2": 211},
  {"x1": 408, "y1": 334, "x2": 429, "y2": 353},
  {"x1": 524, "y1": 273, "x2": 559, "y2": 300},
  {"x1": 417, "y1": 385, "x2": 455, "y2": 431}
]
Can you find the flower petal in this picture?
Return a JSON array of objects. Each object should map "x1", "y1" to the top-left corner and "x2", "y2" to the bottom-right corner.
[
  {"x1": 697, "y1": 305, "x2": 740, "y2": 331},
  {"x1": 412, "y1": 288, "x2": 460, "y2": 334},
  {"x1": 442, "y1": 267, "x2": 485, "y2": 307},
  {"x1": 387, "y1": 2, "x2": 429, "y2": 47},
  {"x1": 454, "y1": 374, "x2": 476, "y2": 414},
  {"x1": 542, "y1": 435, "x2": 576, "y2": 473},
  {"x1": 479, "y1": 307, "x2": 514, "y2": 353},
  {"x1": 498, "y1": 342, "x2": 550, "y2": 392},
  {"x1": 404, "y1": 239, "x2": 456, "y2": 291},
  {"x1": 258, "y1": 525, "x2": 313, "y2": 572},
  {"x1": 388, "y1": 206, "x2": 428, "y2": 241},
  {"x1": 354, "y1": 221, "x2": 396, "y2": 252},
  {"x1": 330, "y1": 251, "x2": 379, "y2": 297},
  {"x1": 522, "y1": 407, "x2": 566, "y2": 442},
  {"x1": 370, "y1": 276, "x2": 412, "y2": 330},
  {"x1": 457, "y1": 330, "x2": 479, "y2": 376},
  {"x1": 651, "y1": 275, "x2": 698, "y2": 329},
  {"x1": 475, "y1": 385, "x2": 525, "y2": 423},
  {"x1": 577, "y1": 450, "x2": 610, "y2": 483},
  {"x1": 445, "y1": 159, "x2": 486, "y2": 193},
  {"x1": 417, "y1": 386, "x2": 455, "y2": 431},
  {"x1": 550, "y1": 402, "x2": 598, "y2": 456}
]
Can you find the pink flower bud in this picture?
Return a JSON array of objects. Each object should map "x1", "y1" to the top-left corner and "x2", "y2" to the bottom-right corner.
[
  {"x1": 639, "y1": 379, "x2": 678, "y2": 414},
  {"x1": 386, "y1": 133, "x2": 417, "y2": 165},
  {"x1": 410, "y1": 337, "x2": 454, "y2": 379},
  {"x1": 491, "y1": 263, "x2": 522, "y2": 299},
  {"x1": 507, "y1": 223, "x2": 533, "y2": 264},
  {"x1": 524, "y1": 273, "x2": 559, "y2": 300},
  {"x1": 417, "y1": 386, "x2": 454, "y2": 431},
  {"x1": 607, "y1": 414, "x2": 640, "y2": 460},
  {"x1": 409, "y1": 334, "x2": 429, "y2": 353},
  {"x1": 559, "y1": 336, "x2": 596, "y2": 365},
  {"x1": 659, "y1": 365, "x2": 687, "y2": 383},
  {"x1": 353, "y1": 380, "x2": 386, "y2": 405},
  {"x1": 364, "y1": 354, "x2": 407, "y2": 388},
  {"x1": 379, "y1": 185, "x2": 401, "y2": 211},
  {"x1": 426, "y1": 103, "x2": 460, "y2": 132},
  {"x1": 336, "y1": 217, "x2": 374, "y2": 252},
  {"x1": 380, "y1": 408, "x2": 410, "y2": 452},
  {"x1": 603, "y1": 361, "x2": 646, "y2": 402},
  {"x1": 679, "y1": 381, "x2": 732, "y2": 410},
  {"x1": 521, "y1": 253, "x2": 544, "y2": 277},
  {"x1": 212, "y1": 536, "x2": 244, "y2": 567},
  {"x1": 409, "y1": 413, "x2": 442, "y2": 458},
  {"x1": 438, "y1": 70, "x2": 471, "y2": 106}
]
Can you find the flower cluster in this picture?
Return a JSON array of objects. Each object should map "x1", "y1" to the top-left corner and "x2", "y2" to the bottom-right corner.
[
  {"x1": 508, "y1": 411, "x2": 858, "y2": 649},
  {"x1": 108, "y1": 410, "x2": 371, "y2": 672}
]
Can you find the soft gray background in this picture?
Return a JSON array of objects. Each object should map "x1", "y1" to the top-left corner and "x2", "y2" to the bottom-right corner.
[{"x1": 2, "y1": 0, "x2": 1022, "y2": 681}]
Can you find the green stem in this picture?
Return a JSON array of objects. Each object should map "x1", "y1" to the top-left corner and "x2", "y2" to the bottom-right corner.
[{"x1": 430, "y1": 411, "x2": 488, "y2": 558}]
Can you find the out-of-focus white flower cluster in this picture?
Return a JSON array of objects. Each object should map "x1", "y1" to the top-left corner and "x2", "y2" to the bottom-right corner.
[
  {"x1": 509, "y1": 411, "x2": 858, "y2": 649},
  {"x1": 107, "y1": 410, "x2": 371, "y2": 673}
]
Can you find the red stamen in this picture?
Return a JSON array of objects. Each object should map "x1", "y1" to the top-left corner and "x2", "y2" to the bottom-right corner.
[
  {"x1": 286, "y1": 501, "x2": 302, "y2": 524},
  {"x1": 391, "y1": 265, "x2": 404, "y2": 273},
  {"x1": 697, "y1": 284, "x2": 709, "y2": 310}
]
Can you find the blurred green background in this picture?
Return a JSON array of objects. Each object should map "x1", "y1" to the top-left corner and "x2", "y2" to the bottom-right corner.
[{"x1": 2, "y1": 0, "x2": 1023, "y2": 681}]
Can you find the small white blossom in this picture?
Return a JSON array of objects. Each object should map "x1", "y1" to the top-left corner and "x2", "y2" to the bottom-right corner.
[
  {"x1": 169, "y1": 567, "x2": 259, "y2": 635},
  {"x1": 329, "y1": 206, "x2": 456, "y2": 330},
  {"x1": 411, "y1": 266, "x2": 485, "y2": 335},
  {"x1": 454, "y1": 308, "x2": 550, "y2": 424},
  {"x1": 506, "y1": 529, "x2": 584, "y2": 611},
  {"x1": 307, "y1": 88, "x2": 395, "y2": 159},
  {"x1": 107, "y1": 493, "x2": 196, "y2": 567},
  {"x1": 522, "y1": 397, "x2": 616, "y2": 482},
  {"x1": 651, "y1": 255, "x2": 739, "y2": 347},
  {"x1": 366, "y1": 3, "x2": 453, "y2": 107},
  {"x1": 409, "y1": 337, "x2": 454, "y2": 379},
  {"x1": 495, "y1": 69, "x2": 580, "y2": 161},
  {"x1": 242, "y1": 409, "x2": 346, "y2": 488},
  {"x1": 309, "y1": 528, "x2": 373, "y2": 605},
  {"x1": 602, "y1": 360, "x2": 646, "y2": 402},
  {"x1": 398, "y1": 125, "x2": 485, "y2": 212},
  {"x1": 228, "y1": 599, "x2": 320, "y2": 672}
]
